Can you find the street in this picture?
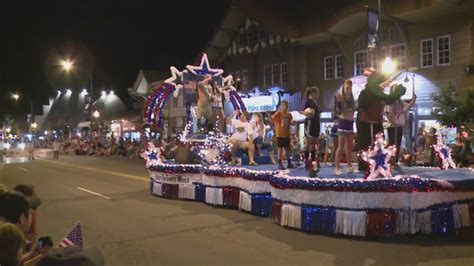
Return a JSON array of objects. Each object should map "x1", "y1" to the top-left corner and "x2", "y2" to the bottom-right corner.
[{"x1": 1, "y1": 156, "x2": 474, "y2": 266}]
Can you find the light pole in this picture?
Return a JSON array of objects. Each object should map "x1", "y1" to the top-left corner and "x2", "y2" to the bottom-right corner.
[
  {"x1": 61, "y1": 59, "x2": 94, "y2": 139},
  {"x1": 11, "y1": 93, "x2": 35, "y2": 129}
]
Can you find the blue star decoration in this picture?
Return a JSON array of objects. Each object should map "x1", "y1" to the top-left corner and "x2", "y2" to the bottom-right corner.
[
  {"x1": 432, "y1": 137, "x2": 456, "y2": 170},
  {"x1": 370, "y1": 149, "x2": 388, "y2": 171},
  {"x1": 148, "y1": 151, "x2": 158, "y2": 161},
  {"x1": 360, "y1": 133, "x2": 396, "y2": 180},
  {"x1": 186, "y1": 53, "x2": 224, "y2": 77}
]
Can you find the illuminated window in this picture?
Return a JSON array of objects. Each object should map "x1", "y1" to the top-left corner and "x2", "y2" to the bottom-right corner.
[
  {"x1": 354, "y1": 51, "x2": 369, "y2": 76},
  {"x1": 324, "y1": 56, "x2": 334, "y2": 80},
  {"x1": 272, "y1": 64, "x2": 281, "y2": 84},
  {"x1": 390, "y1": 44, "x2": 406, "y2": 70},
  {"x1": 437, "y1": 35, "x2": 450, "y2": 66},
  {"x1": 335, "y1": 55, "x2": 344, "y2": 79},
  {"x1": 264, "y1": 66, "x2": 272, "y2": 86},
  {"x1": 281, "y1": 63, "x2": 288, "y2": 83},
  {"x1": 420, "y1": 39, "x2": 433, "y2": 68}
]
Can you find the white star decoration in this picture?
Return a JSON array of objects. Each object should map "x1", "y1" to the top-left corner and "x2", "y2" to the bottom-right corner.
[
  {"x1": 360, "y1": 133, "x2": 397, "y2": 180},
  {"x1": 164, "y1": 66, "x2": 185, "y2": 98},
  {"x1": 186, "y1": 53, "x2": 224, "y2": 77},
  {"x1": 432, "y1": 137, "x2": 456, "y2": 170},
  {"x1": 141, "y1": 142, "x2": 162, "y2": 168}
]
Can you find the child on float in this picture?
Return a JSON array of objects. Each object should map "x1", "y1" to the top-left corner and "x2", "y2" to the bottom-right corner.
[
  {"x1": 334, "y1": 79, "x2": 357, "y2": 175},
  {"x1": 272, "y1": 100, "x2": 294, "y2": 170},
  {"x1": 252, "y1": 112, "x2": 265, "y2": 157},
  {"x1": 301, "y1": 86, "x2": 321, "y2": 164}
]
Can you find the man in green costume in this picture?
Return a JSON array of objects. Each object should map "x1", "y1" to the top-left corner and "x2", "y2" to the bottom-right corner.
[{"x1": 357, "y1": 69, "x2": 407, "y2": 171}]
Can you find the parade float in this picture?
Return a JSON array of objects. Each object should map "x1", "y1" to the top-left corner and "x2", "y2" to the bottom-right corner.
[{"x1": 142, "y1": 54, "x2": 474, "y2": 237}]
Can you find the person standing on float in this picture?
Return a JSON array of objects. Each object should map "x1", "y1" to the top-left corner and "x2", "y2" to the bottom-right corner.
[
  {"x1": 197, "y1": 74, "x2": 214, "y2": 132},
  {"x1": 385, "y1": 85, "x2": 417, "y2": 167},
  {"x1": 334, "y1": 79, "x2": 357, "y2": 175},
  {"x1": 301, "y1": 86, "x2": 321, "y2": 164},
  {"x1": 356, "y1": 69, "x2": 406, "y2": 171}
]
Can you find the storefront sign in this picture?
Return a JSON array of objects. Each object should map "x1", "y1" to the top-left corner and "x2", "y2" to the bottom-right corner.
[{"x1": 241, "y1": 94, "x2": 279, "y2": 113}]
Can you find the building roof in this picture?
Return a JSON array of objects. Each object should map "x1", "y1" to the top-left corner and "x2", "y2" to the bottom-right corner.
[{"x1": 202, "y1": 0, "x2": 474, "y2": 60}]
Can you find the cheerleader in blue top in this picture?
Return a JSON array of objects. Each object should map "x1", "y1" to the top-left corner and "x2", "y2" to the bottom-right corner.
[{"x1": 334, "y1": 79, "x2": 357, "y2": 175}]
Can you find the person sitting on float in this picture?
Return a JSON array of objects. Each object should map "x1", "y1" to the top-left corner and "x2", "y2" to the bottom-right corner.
[
  {"x1": 227, "y1": 110, "x2": 258, "y2": 165},
  {"x1": 252, "y1": 113, "x2": 265, "y2": 157},
  {"x1": 334, "y1": 79, "x2": 357, "y2": 175}
]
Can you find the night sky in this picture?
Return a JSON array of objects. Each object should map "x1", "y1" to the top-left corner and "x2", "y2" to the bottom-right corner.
[{"x1": 0, "y1": 0, "x2": 230, "y2": 117}]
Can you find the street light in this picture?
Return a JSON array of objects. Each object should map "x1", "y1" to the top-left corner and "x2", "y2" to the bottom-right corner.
[
  {"x1": 60, "y1": 58, "x2": 94, "y2": 139},
  {"x1": 93, "y1": 110, "x2": 100, "y2": 118},
  {"x1": 382, "y1": 57, "x2": 395, "y2": 74},
  {"x1": 30, "y1": 122, "x2": 37, "y2": 130},
  {"x1": 11, "y1": 92, "x2": 34, "y2": 125},
  {"x1": 61, "y1": 60, "x2": 73, "y2": 72}
]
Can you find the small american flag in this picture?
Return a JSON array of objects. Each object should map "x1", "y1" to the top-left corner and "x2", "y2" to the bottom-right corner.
[{"x1": 59, "y1": 222, "x2": 83, "y2": 248}]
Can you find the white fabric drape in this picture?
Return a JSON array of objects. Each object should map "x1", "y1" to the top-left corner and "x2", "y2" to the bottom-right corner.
[
  {"x1": 239, "y1": 191, "x2": 252, "y2": 212},
  {"x1": 453, "y1": 204, "x2": 471, "y2": 229},
  {"x1": 179, "y1": 184, "x2": 196, "y2": 200},
  {"x1": 281, "y1": 204, "x2": 301, "y2": 229},
  {"x1": 335, "y1": 210, "x2": 367, "y2": 236},
  {"x1": 205, "y1": 187, "x2": 223, "y2": 205}
]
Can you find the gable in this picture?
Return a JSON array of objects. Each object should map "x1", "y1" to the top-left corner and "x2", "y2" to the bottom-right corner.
[
  {"x1": 224, "y1": 18, "x2": 294, "y2": 58},
  {"x1": 137, "y1": 78, "x2": 148, "y2": 94}
]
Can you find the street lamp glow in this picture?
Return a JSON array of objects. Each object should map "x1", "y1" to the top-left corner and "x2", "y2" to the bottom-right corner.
[
  {"x1": 66, "y1": 89, "x2": 72, "y2": 94},
  {"x1": 382, "y1": 57, "x2": 395, "y2": 74},
  {"x1": 61, "y1": 60, "x2": 73, "y2": 72},
  {"x1": 109, "y1": 90, "x2": 114, "y2": 95},
  {"x1": 101, "y1": 90, "x2": 106, "y2": 96},
  {"x1": 31, "y1": 122, "x2": 37, "y2": 129},
  {"x1": 57, "y1": 90, "x2": 61, "y2": 95},
  {"x1": 93, "y1": 110, "x2": 100, "y2": 118},
  {"x1": 82, "y1": 88, "x2": 87, "y2": 94},
  {"x1": 12, "y1": 93, "x2": 20, "y2": 100}
]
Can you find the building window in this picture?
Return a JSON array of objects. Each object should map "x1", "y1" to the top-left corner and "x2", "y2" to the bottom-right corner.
[
  {"x1": 241, "y1": 70, "x2": 248, "y2": 90},
  {"x1": 281, "y1": 63, "x2": 288, "y2": 83},
  {"x1": 324, "y1": 56, "x2": 334, "y2": 80},
  {"x1": 272, "y1": 64, "x2": 281, "y2": 84},
  {"x1": 390, "y1": 44, "x2": 406, "y2": 70},
  {"x1": 264, "y1": 66, "x2": 272, "y2": 86},
  {"x1": 335, "y1": 55, "x2": 344, "y2": 79},
  {"x1": 354, "y1": 51, "x2": 369, "y2": 76},
  {"x1": 264, "y1": 63, "x2": 288, "y2": 86},
  {"x1": 437, "y1": 35, "x2": 450, "y2": 66},
  {"x1": 420, "y1": 38, "x2": 433, "y2": 68},
  {"x1": 353, "y1": 33, "x2": 368, "y2": 50}
]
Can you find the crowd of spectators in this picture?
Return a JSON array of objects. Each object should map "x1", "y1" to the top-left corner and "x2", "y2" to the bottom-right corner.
[{"x1": 0, "y1": 184, "x2": 104, "y2": 265}]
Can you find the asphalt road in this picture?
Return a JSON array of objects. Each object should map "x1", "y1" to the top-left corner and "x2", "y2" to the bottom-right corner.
[{"x1": 1, "y1": 155, "x2": 474, "y2": 266}]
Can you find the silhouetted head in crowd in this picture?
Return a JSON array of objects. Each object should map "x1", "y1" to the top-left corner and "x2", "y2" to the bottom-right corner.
[
  {"x1": 0, "y1": 220, "x2": 25, "y2": 266},
  {"x1": 14, "y1": 184, "x2": 41, "y2": 210},
  {"x1": 0, "y1": 192, "x2": 32, "y2": 233}
]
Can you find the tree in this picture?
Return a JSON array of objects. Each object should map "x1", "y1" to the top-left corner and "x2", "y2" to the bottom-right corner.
[{"x1": 431, "y1": 82, "x2": 474, "y2": 131}]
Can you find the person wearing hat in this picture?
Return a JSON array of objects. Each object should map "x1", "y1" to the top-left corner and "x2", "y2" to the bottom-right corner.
[{"x1": 356, "y1": 68, "x2": 406, "y2": 171}]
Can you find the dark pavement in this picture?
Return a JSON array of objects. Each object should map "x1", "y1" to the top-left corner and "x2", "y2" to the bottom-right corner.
[{"x1": 1, "y1": 155, "x2": 474, "y2": 266}]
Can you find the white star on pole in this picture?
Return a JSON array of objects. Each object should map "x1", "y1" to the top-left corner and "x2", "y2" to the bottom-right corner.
[
  {"x1": 361, "y1": 133, "x2": 396, "y2": 180},
  {"x1": 164, "y1": 66, "x2": 185, "y2": 97}
]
